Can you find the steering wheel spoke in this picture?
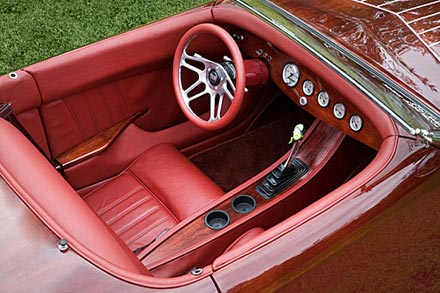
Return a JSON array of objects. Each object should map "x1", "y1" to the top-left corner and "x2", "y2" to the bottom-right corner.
[
  {"x1": 209, "y1": 93, "x2": 219, "y2": 122},
  {"x1": 184, "y1": 79, "x2": 204, "y2": 95},
  {"x1": 223, "y1": 84, "x2": 234, "y2": 102},
  {"x1": 185, "y1": 88, "x2": 208, "y2": 103},
  {"x1": 181, "y1": 60, "x2": 203, "y2": 75},
  {"x1": 216, "y1": 94, "x2": 225, "y2": 120}
]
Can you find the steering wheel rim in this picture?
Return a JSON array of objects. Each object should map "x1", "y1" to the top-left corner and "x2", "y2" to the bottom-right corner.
[{"x1": 172, "y1": 23, "x2": 245, "y2": 131}]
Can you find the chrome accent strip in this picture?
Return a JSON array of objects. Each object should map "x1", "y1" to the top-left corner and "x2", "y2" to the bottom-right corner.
[
  {"x1": 430, "y1": 40, "x2": 440, "y2": 47},
  {"x1": 417, "y1": 25, "x2": 440, "y2": 35},
  {"x1": 234, "y1": 0, "x2": 440, "y2": 138},
  {"x1": 353, "y1": 0, "x2": 440, "y2": 61},
  {"x1": 407, "y1": 11, "x2": 440, "y2": 24},
  {"x1": 396, "y1": 0, "x2": 440, "y2": 14},
  {"x1": 377, "y1": 0, "x2": 401, "y2": 8}
]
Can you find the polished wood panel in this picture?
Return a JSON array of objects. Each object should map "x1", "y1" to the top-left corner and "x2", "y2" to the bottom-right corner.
[
  {"x1": 212, "y1": 137, "x2": 440, "y2": 292},
  {"x1": 56, "y1": 111, "x2": 145, "y2": 169},
  {"x1": 269, "y1": 0, "x2": 440, "y2": 111},
  {"x1": 237, "y1": 31, "x2": 382, "y2": 150},
  {"x1": 141, "y1": 121, "x2": 349, "y2": 268}
]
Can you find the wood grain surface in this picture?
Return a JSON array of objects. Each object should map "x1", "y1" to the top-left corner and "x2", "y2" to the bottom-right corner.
[{"x1": 56, "y1": 111, "x2": 145, "y2": 169}]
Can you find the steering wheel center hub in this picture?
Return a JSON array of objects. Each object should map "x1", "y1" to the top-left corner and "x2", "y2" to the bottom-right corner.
[{"x1": 208, "y1": 68, "x2": 222, "y2": 86}]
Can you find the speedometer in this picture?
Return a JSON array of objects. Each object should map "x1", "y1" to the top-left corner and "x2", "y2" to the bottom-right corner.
[{"x1": 282, "y1": 63, "x2": 300, "y2": 88}]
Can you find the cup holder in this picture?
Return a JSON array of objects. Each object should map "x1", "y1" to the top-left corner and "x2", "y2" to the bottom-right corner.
[
  {"x1": 231, "y1": 194, "x2": 256, "y2": 214},
  {"x1": 205, "y1": 210, "x2": 230, "y2": 230}
]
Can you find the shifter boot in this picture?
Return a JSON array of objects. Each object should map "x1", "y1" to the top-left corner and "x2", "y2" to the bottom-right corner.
[{"x1": 256, "y1": 158, "x2": 308, "y2": 199}]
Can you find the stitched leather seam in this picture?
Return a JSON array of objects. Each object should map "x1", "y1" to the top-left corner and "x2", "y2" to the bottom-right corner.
[
  {"x1": 105, "y1": 196, "x2": 152, "y2": 226},
  {"x1": 114, "y1": 81, "x2": 130, "y2": 118},
  {"x1": 63, "y1": 98, "x2": 87, "y2": 141},
  {"x1": 125, "y1": 217, "x2": 171, "y2": 246},
  {"x1": 84, "y1": 91, "x2": 99, "y2": 134},
  {"x1": 113, "y1": 206, "x2": 160, "y2": 235},
  {"x1": 96, "y1": 185, "x2": 144, "y2": 215}
]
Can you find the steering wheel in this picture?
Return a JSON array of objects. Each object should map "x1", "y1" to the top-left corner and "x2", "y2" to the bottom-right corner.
[{"x1": 173, "y1": 24, "x2": 245, "y2": 131}]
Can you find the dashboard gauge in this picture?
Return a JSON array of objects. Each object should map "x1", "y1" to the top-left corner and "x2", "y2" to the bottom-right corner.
[
  {"x1": 302, "y1": 80, "x2": 314, "y2": 96},
  {"x1": 282, "y1": 63, "x2": 300, "y2": 87},
  {"x1": 349, "y1": 115, "x2": 363, "y2": 132},
  {"x1": 317, "y1": 91, "x2": 330, "y2": 108},
  {"x1": 333, "y1": 102, "x2": 346, "y2": 120}
]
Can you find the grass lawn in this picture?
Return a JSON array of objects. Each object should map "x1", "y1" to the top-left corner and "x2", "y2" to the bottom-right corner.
[{"x1": 0, "y1": 0, "x2": 207, "y2": 75}]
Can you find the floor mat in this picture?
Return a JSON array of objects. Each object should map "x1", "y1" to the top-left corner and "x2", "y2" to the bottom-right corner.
[{"x1": 189, "y1": 114, "x2": 301, "y2": 192}]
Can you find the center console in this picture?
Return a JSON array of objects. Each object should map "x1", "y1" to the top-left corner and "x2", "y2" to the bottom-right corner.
[{"x1": 138, "y1": 120, "x2": 376, "y2": 277}]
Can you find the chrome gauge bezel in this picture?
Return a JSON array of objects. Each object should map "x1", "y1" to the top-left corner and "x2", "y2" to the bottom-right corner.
[
  {"x1": 317, "y1": 91, "x2": 330, "y2": 108},
  {"x1": 349, "y1": 114, "x2": 363, "y2": 132},
  {"x1": 333, "y1": 102, "x2": 346, "y2": 120},
  {"x1": 282, "y1": 63, "x2": 300, "y2": 88},
  {"x1": 302, "y1": 80, "x2": 314, "y2": 96}
]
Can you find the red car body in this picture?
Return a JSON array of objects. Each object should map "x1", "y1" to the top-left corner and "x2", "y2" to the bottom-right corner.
[{"x1": 0, "y1": 0, "x2": 439, "y2": 291}]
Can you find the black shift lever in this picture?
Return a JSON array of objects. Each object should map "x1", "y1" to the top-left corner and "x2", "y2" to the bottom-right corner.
[{"x1": 256, "y1": 124, "x2": 309, "y2": 199}]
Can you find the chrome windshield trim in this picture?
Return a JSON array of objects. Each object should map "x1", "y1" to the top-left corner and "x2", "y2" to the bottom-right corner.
[{"x1": 234, "y1": 0, "x2": 440, "y2": 139}]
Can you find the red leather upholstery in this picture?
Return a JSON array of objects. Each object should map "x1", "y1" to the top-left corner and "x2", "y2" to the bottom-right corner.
[
  {"x1": 17, "y1": 6, "x2": 213, "y2": 159},
  {"x1": 84, "y1": 143, "x2": 224, "y2": 251},
  {"x1": 0, "y1": 119, "x2": 149, "y2": 275}
]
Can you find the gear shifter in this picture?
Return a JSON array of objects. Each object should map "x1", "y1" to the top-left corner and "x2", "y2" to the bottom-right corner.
[
  {"x1": 283, "y1": 124, "x2": 305, "y2": 168},
  {"x1": 256, "y1": 124, "x2": 309, "y2": 199}
]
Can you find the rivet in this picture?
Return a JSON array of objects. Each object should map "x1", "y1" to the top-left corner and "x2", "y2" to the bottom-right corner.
[
  {"x1": 58, "y1": 239, "x2": 69, "y2": 252},
  {"x1": 8, "y1": 72, "x2": 18, "y2": 80},
  {"x1": 190, "y1": 268, "x2": 203, "y2": 276}
]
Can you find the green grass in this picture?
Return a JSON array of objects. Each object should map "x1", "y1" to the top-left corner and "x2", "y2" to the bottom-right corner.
[{"x1": 0, "y1": 0, "x2": 207, "y2": 75}]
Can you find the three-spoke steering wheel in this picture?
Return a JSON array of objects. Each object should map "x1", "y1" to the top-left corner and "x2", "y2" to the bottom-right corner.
[{"x1": 172, "y1": 24, "x2": 245, "y2": 131}]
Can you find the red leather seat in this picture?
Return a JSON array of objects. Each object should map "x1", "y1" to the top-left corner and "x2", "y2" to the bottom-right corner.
[{"x1": 84, "y1": 143, "x2": 224, "y2": 251}]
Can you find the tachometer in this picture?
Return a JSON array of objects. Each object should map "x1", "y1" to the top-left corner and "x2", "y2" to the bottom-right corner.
[{"x1": 282, "y1": 63, "x2": 300, "y2": 88}]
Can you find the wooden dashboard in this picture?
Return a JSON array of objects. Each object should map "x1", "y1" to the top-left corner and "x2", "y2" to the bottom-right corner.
[{"x1": 236, "y1": 30, "x2": 382, "y2": 150}]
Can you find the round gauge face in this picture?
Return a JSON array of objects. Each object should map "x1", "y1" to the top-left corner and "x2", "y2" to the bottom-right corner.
[
  {"x1": 349, "y1": 115, "x2": 363, "y2": 132},
  {"x1": 282, "y1": 63, "x2": 300, "y2": 87},
  {"x1": 302, "y1": 80, "x2": 315, "y2": 96},
  {"x1": 317, "y1": 91, "x2": 330, "y2": 108},
  {"x1": 333, "y1": 102, "x2": 346, "y2": 120}
]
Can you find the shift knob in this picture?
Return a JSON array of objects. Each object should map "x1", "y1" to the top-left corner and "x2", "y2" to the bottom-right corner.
[{"x1": 289, "y1": 124, "x2": 305, "y2": 144}]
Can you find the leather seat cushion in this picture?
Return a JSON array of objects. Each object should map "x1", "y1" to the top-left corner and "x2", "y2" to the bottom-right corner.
[{"x1": 84, "y1": 143, "x2": 223, "y2": 251}]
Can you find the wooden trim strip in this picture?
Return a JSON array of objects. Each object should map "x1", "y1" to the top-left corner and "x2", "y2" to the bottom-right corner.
[{"x1": 56, "y1": 111, "x2": 146, "y2": 169}]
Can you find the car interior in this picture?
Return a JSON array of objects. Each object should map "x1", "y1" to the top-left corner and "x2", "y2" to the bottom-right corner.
[{"x1": 0, "y1": 5, "x2": 398, "y2": 282}]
